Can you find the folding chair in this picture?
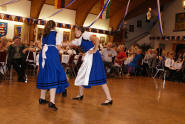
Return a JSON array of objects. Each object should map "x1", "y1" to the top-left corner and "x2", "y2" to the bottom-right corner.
[
  {"x1": 63, "y1": 55, "x2": 76, "y2": 77},
  {"x1": 153, "y1": 61, "x2": 166, "y2": 88},
  {"x1": 0, "y1": 52, "x2": 8, "y2": 80},
  {"x1": 26, "y1": 51, "x2": 37, "y2": 75}
]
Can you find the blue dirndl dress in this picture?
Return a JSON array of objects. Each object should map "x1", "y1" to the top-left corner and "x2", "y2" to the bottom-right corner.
[
  {"x1": 72, "y1": 32, "x2": 107, "y2": 88},
  {"x1": 37, "y1": 31, "x2": 69, "y2": 93}
]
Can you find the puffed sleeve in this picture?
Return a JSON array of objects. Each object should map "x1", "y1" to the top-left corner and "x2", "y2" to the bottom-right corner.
[
  {"x1": 82, "y1": 31, "x2": 91, "y2": 40},
  {"x1": 56, "y1": 32, "x2": 63, "y2": 45}
]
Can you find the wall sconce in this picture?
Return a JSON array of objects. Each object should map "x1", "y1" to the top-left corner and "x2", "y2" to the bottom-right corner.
[{"x1": 183, "y1": 0, "x2": 185, "y2": 9}]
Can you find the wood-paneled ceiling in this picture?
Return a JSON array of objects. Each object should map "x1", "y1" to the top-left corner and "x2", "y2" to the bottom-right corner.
[{"x1": 29, "y1": 0, "x2": 174, "y2": 30}]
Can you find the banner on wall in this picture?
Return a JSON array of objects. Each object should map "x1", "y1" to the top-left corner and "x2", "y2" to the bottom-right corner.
[
  {"x1": 0, "y1": 12, "x2": 112, "y2": 36},
  {"x1": 0, "y1": 22, "x2": 8, "y2": 37},
  {"x1": 14, "y1": 25, "x2": 22, "y2": 36}
]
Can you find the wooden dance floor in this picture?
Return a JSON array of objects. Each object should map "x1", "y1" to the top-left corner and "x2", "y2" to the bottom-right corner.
[{"x1": 0, "y1": 76, "x2": 185, "y2": 124}]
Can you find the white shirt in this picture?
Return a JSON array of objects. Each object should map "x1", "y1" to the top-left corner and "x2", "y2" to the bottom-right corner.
[
  {"x1": 165, "y1": 58, "x2": 174, "y2": 68},
  {"x1": 67, "y1": 49, "x2": 76, "y2": 55},
  {"x1": 56, "y1": 32, "x2": 63, "y2": 45},
  {"x1": 124, "y1": 56, "x2": 134, "y2": 65},
  {"x1": 102, "y1": 48, "x2": 117, "y2": 62},
  {"x1": 72, "y1": 31, "x2": 91, "y2": 46}
]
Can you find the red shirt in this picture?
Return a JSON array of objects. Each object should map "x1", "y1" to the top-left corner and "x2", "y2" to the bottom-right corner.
[{"x1": 116, "y1": 51, "x2": 126, "y2": 65}]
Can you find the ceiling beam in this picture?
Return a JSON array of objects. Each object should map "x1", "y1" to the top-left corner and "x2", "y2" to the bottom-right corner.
[
  {"x1": 29, "y1": 0, "x2": 46, "y2": 41},
  {"x1": 75, "y1": 0, "x2": 99, "y2": 26},
  {"x1": 30, "y1": 0, "x2": 46, "y2": 19},
  {"x1": 110, "y1": 0, "x2": 148, "y2": 30},
  {"x1": 109, "y1": 0, "x2": 128, "y2": 30}
]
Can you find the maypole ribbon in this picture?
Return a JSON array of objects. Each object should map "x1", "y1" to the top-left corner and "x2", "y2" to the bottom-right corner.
[
  {"x1": 118, "y1": 0, "x2": 131, "y2": 30},
  {"x1": 157, "y1": 0, "x2": 163, "y2": 35},
  {"x1": 88, "y1": 0, "x2": 111, "y2": 27},
  {"x1": 46, "y1": 0, "x2": 76, "y2": 19},
  {"x1": 0, "y1": 0, "x2": 19, "y2": 6}
]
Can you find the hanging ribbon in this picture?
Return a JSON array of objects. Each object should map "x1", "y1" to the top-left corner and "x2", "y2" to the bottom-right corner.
[
  {"x1": 99, "y1": 0, "x2": 104, "y2": 19},
  {"x1": 46, "y1": 0, "x2": 76, "y2": 19},
  {"x1": 157, "y1": 0, "x2": 163, "y2": 35},
  {"x1": 0, "y1": 0, "x2": 19, "y2": 6},
  {"x1": 118, "y1": 0, "x2": 131, "y2": 30},
  {"x1": 88, "y1": 0, "x2": 110, "y2": 27}
]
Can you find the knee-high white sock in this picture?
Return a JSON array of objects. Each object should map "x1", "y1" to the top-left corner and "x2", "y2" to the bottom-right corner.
[
  {"x1": 40, "y1": 90, "x2": 47, "y2": 99},
  {"x1": 50, "y1": 88, "x2": 56, "y2": 104},
  {"x1": 102, "y1": 84, "x2": 112, "y2": 100},
  {"x1": 79, "y1": 86, "x2": 84, "y2": 96}
]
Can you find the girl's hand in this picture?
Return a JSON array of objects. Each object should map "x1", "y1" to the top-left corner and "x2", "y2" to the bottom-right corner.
[{"x1": 88, "y1": 49, "x2": 96, "y2": 54}]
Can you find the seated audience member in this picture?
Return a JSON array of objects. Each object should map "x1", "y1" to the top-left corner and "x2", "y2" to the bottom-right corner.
[
  {"x1": 7, "y1": 36, "x2": 33, "y2": 82},
  {"x1": 164, "y1": 52, "x2": 175, "y2": 80},
  {"x1": 126, "y1": 49, "x2": 143, "y2": 77},
  {"x1": 124, "y1": 53, "x2": 134, "y2": 66},
  {"x1": 112, "y1": 43, "x2": 118, "y2": 53},
  {"x1": 172, "y1": 56, "x2": 183, "y2": 82},
  {"x1": 114, "y1": 44, "x2": 127, "y2": 67},
  {"x1": 110, "y1": 45, "x2": 127, "y2": 77},
  {"x1": 101, "y1": 42, "x2": 117, "y2": 73},
  {"x1": 142, "y1": 49, "x2": 152, "y2": 76},
  {"x1": 164, "y1": 52, "x2": 174, "y2": 70},
  {"x1": 0, "y1": 38, "x2": 8, "y2": 52}
]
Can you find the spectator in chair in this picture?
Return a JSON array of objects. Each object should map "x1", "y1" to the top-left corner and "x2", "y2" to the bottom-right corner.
[
  {"x1": 173, "y1": 57, "x2": 183, "y2": 82},
  {"x1": 102, "y1": 42, "x2": 117, "y2": 74},
  {"x1": 7, "y1": 36, "x2": 34, "y2": 82},
  {"x1": 0, "y1": 38, "x2": 8, "y2": 52},
  {"x1": 111, "y1": 45, "x2": 127, "y2": 77},
  {"x1": 164, "y1": 52, "x2": 175, "y2": 80},
  {"x1": 126, "y1": 49, "x2": 143, "y2": 78},
  {"x1": 114, "y1": 44, "x2": 127, "y2": 67}
]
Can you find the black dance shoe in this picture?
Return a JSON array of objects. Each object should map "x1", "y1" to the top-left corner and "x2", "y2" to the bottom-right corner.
[
  {"x1": 62, "y1": 89, "x2": 67, "y2": 97},
  {"x1": 72, "y1": 95, "x2": 84, "y2": 100},
  {"x1": 39, "y1": 98, "x2": 49, "y2": 104},
  {"x1": 101, "y1": 100, "x2": 113, "y2": 106},
  {"x1": 48, "y1": 102, "x2": 58, "y2": 111}
]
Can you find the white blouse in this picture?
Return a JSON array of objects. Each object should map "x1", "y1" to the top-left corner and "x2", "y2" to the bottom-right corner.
[
  {"x1": 72, "y1": 31, "x2": 91, "y2": 46},
  {"x1": 56, "y1": 32, "x2": 63, "y2": 45},
  {"x1": 165, "y1": 58, "x2": 174, "y2": 68}
]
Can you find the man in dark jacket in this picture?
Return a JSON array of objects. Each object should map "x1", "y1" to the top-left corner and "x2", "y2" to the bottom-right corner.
[{"x1": 7, "y1": 36, "x2": 30, "y2": 82}]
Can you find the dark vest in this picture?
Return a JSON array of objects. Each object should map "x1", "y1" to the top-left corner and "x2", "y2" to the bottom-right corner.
[{"x1": 7, "y1": 44, "x2": 27, "y2": 63}]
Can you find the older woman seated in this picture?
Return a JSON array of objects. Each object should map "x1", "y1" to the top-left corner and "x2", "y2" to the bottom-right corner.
[
  {"x1": 126, "y1": 49, "x2": 143, "y2": 77},
  {"x1": 110, "y1": 45, "x2": 127, "y2": 77}
]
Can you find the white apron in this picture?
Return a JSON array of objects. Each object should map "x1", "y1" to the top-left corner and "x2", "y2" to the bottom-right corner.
[{"x1": 74, "y1": 49, "x2": 93, "y2": 86}]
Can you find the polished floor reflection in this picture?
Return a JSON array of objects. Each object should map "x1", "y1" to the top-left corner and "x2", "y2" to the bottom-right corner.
[{"x1": 0, "y1": 76, "x2": 185, "y2": 124}]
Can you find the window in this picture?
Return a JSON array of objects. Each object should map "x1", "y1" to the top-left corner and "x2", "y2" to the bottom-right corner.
[
  {"x1": 137, "y1": 20, "x2": 142, "y2": 28},
  {"x1": 129, "y1": 25, "x2": 134, "y2": 32}
]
